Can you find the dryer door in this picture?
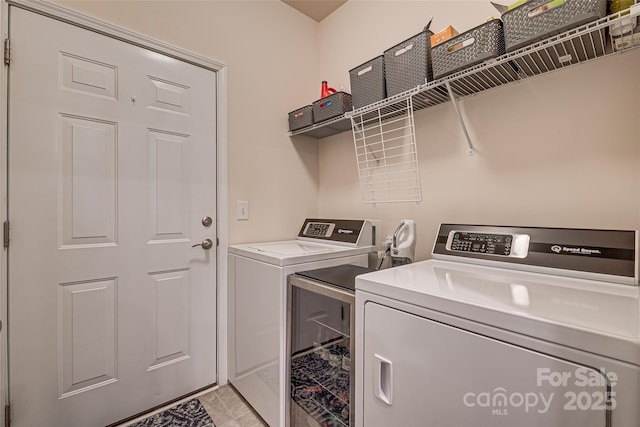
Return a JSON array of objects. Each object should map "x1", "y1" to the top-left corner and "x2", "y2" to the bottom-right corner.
[{"x1": 362, "y1": 302, "x2": 613, "y2": 427}]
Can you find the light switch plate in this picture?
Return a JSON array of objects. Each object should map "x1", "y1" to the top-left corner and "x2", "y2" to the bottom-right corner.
[{"x1": 237, "y1": 200, "x2": 249, "y2": 220}]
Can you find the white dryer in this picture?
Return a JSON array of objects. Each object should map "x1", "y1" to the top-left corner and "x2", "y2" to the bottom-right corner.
[
  {"x1": 355, "y1": 224, "x2": 640, "y2": 427},
  {"x1": 229, "y1": 219, "x2": 379, "y2": 427}
]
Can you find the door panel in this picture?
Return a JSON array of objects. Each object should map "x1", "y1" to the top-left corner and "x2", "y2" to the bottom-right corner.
[
  {"x1": 148, "y1": 130, "x2": 191, "y2": 241},
  {"x1": 147, "y1": 76, "x2": 191, "y2": 115},
  {"x1": 8, "y1": 7, "x2": 217, "y2": 427},
  {"x1": 60, "y1": 52, "x2": 118, "y2": 99},
  {"x1": 147, "y1": 269, "x2": 191, "y2": 369},
  {"x1": 59, "y1": 278, "x2": 117, "y2": 397},
  {"x1": 61, "y1": 114, "x2": 118, "y2": 246}
]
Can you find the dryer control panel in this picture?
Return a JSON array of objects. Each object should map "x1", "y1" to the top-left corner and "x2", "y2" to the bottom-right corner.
[
  {"x1": 433, "y1": 224, "x2": 638, "y2": 285},
  {"x1": 446, "y1": 231, "x2": 530, "y2": 258}
]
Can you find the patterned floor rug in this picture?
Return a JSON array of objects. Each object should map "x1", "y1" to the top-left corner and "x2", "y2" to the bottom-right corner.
[{"x1": 129, "y1": 398, "x2": 214, "y2": 427}]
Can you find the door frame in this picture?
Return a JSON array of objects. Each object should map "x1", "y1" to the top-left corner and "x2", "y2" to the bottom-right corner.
[{"x1": 0, "y1": 0, "x2": 230, "y2": 416}]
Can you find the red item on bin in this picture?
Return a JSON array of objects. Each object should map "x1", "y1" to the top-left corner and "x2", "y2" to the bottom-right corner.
[{"x1": 321, "y1": 81, "x2": 337, "y2": 98}]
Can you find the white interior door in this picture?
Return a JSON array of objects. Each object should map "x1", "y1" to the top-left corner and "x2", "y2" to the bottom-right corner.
[{"x1": 8, "y1": 7, "x2": 217, "y2": 427}]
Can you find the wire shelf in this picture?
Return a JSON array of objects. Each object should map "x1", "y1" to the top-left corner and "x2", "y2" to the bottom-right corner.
[
  {"x1": 290, "y1": 4, "x2": 640, "y2": 203},
  {"x1": 290, "y1": 4, "x2": 640, "y2": 139},
  {"x1": 288, "y1": 115, "x2": 351, "y2": 138},
  {"x1": 350, "y1": 3, "x2": 639, "y2": 117},
  {"x1": 351, "y1": 98, "x2": 422, "y2": 204}
]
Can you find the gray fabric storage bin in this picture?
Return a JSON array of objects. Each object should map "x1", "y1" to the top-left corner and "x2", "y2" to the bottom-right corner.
[
  {"x1": 288, "y1": 105, "x2": 313, "y2": 131},
  {"x1": 312, "y1": 92, "x2": 352, "y2": 123},
  {"x1": 432, "y1": 19, "x2": 506, "y2": 80},
  {"x1": 384, "y1": 29, "x2": 434, "y2": 97},
  {"x1": 349, "y1": 55, "x2": 386, "y2": 110},
  {"x1": 503, "y1": 0, "x2": 608, "y2": 52}
]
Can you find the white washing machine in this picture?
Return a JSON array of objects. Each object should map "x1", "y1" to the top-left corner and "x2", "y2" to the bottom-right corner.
[
  {"x1": 228, "y1": 219, "x2": 379, "y2": 427},
  {"x1": 355, "y1": 224, "x2": 640, "y2": 427}
]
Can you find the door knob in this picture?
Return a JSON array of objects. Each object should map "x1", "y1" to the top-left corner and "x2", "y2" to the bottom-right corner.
[{"x1": 192, "y1": 238, "x2": 214, "y2": 250}]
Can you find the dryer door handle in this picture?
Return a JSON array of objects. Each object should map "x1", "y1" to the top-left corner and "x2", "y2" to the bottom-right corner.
[{"x1": 374, "y1": 354, "x2": 393, "y2": 405}]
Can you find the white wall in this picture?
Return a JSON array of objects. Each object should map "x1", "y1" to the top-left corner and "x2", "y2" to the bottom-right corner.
[
  {"x1": 59, "y1": 0, "x2": 322, "y2": 244},
  {"x1": 316, "y1": 1, "x2": 640, "y2": 260}
]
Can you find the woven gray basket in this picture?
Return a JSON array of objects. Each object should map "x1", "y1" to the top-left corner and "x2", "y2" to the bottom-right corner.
[
  {"x1": 350, "y1": 55, "x2": 386, "y2": 110},
  {"x1": 288, "y1": 105, "x2": 313, "y2": 131},
  {"x1": 432, "y1": 19, "x2": 505, "y2": 80},
  {"x1": 503, "y1": 0, "x2": 608, "y2": 52},
  {"x1": 313, "y1": 92, "x2": 352, "y2": 123},
  {"x1": 384, "y1": 29, "x2": 434, "y2": 97}
]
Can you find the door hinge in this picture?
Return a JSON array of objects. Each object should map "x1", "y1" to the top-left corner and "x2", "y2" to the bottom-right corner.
[
  {"x1": 4, "y1": 38, "x2": 10, "y2": 66},
  {"x1": 4, "y1": 403, "x2": 10, "y2": 427},
  {"x1": 3, "y1": 221, "x2": 9, "y2": 248}
]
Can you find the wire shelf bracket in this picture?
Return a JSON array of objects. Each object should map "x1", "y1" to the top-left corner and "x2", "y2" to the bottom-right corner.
[
  {"x1": 350, "y1": 98, "x2": 422, "y2": 204},
  {"x1": 444, "y1": 81, "x2": 475, "y2": 156}
]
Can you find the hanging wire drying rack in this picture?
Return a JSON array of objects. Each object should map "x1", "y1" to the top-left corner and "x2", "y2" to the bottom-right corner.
[{"x1": 350, "y1": 98, "x2": 422, "y2": 204}]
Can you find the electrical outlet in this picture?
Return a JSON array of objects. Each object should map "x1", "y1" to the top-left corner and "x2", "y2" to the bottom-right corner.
[{"x1": 237, "y1": 200, "x2": 249, "y2": 220}]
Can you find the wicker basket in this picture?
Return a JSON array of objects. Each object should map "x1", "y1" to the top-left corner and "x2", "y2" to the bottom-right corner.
[
  {"x1": 384, "y1": 29, "x2": 434, "y2": 97},
  {"x1": 288, "y1": 105, "x2": 313, "y2": 132},
  {"x1": 313, "y1": 92, "x2": 352, "y2": 123},
  {"x1": 503, "y1": 0, "x2": 608, "y2": 52},
  {"x1": 432, "y1": 19, "x2": 505, "y2": 80},
  {"x1": 349, "y1": 55, "x2": 386, "y2": 110}
]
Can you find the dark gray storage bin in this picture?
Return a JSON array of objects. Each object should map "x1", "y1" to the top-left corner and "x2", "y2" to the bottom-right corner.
[
  {"x1": 384, "y1": 29, "x2": 434, "y2": 97},
  {"x1": 503, "y1": 0, "x2": 608, "y2": 52},
  {"x1": 349, "y1": 56, "x2": 386, "y2": 110},
  {"x1": 312, "y1": 92, "x2": 352, "y2": 123},
  {"x1": 432, "y1": 19, "x2": 506, "y2": 80},
  {"x1": 288, "y1": 105, "x2": 313, "y2": 131}
]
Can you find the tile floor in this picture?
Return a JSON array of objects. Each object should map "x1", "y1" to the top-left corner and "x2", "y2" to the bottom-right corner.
[{"x1": 198, "y1": 385, "x2": 268, "y2": 427}]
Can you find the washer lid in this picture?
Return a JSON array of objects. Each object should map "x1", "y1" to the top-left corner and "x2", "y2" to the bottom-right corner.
[
  {"x1": 229, "y1": 240, "x2": 372, "y2": 266},
  {"x1": 357, "y1": 260, "x2": 640, "y2": 366},
  {"x1": 247, "y1": 242, "x2": 337, "y2": 256}
]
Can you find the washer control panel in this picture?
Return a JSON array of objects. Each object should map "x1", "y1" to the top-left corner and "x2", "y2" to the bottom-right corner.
[
  {"x1": 303, "y1": 222, "x2": 336, "y2": 238},
  {"x1": 297, "y1": 218, "x2": 376, "y2": 247},
  {"x1": 446, "y1": 230, "x2": 530, "y2": 258}
]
